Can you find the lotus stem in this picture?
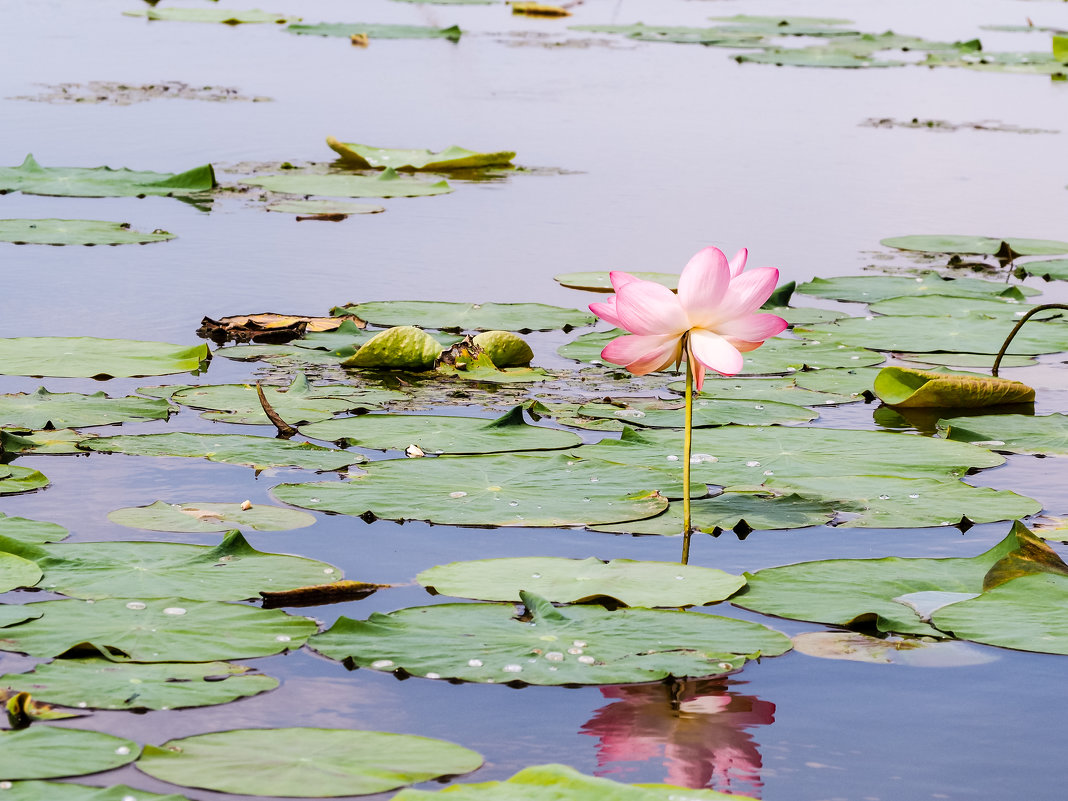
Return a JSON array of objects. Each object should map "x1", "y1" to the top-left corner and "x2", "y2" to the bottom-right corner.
[
  {"x1": 992, "y1": 303, "x2": 1068, "y2": 377},
  {"x1": 681, "y1": 338, "x2": 694, "y2": 565}
]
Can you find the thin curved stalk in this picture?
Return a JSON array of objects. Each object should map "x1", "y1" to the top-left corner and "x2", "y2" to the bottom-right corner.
[
  {"x1": 680, "y1": 339, "x2": 694, "y2": 565},
  {"x1": 992, "y1": 303, "x2": 1068, "y2": 376}
]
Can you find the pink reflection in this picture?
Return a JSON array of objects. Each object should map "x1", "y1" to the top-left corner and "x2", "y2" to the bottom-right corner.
[{"x1": 580, "y1": 679, "x2": 774, "y2": 797}]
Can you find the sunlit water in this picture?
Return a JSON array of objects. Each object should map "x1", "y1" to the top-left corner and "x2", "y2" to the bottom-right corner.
[{"x1": 1, "y1": 1, "x2": 1067, "y2": 799}]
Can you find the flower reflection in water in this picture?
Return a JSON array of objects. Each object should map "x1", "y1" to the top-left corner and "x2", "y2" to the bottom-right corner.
[{"x1": 579, "y1": 678, "x2": 774, "y2": 797}]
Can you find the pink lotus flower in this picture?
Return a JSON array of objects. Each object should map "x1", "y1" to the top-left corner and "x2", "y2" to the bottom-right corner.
[{"x1": 589, "y1": 247, "x2": 788, "y2": 390}]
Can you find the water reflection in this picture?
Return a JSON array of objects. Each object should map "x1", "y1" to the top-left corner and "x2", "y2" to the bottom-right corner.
[{"x1": 579, "y1": 678, "x2": 774, "y2": 797}]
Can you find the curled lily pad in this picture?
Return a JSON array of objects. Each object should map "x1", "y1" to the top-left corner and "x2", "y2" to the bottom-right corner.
[
  {"x1": 326, "y1": 137, "x2": 514, "y2": 170},
  {"x1": 108, "y1": 500, "x2": 316, "y2": 533},
  {"x1": 470, "y1": 330, "x2": 533, "y2": 366},
  {"x1": 417, "y1": 557, "x2": 745, "y2": 606},
  {"x1": 0, "y1": 728, "x2": 138, "y2": 780},
  {"x1": 0, "y1": 388, "x2": 170, "y2": 428},
  {"x1": 136, "y1": 728, "x2": 483, "y2": 797},
  {"x1": 0, "y1": 465, "x2": 49, "y2": 495},
  {"x1": 0, "y1": 659, "x2": 278, "y2": 711},
  {"x1": 0, "y1": 154, "x2": 215, "y2": 198},
  {"x1": 0, "y1": 219, "x2": 174, "y2": 246},
  {"x1": 242, "y1": 168, "x2": 452, "y2": 198},
  {"x1": 0, "y1": 598, "x2": 317, "y2": 661},
  {"x1": 873, "y1": 367, "x2": 1034, "y2": 408},
  {"x1": 0, "y1": 513, "x2": 67, "y2": 543},
  {"x1": 344, "y1": 326, "x2": 443, "y2": 370},
  {"x1": 287, "y1": 22, "x2": 463, "y2": 41},
  {"x1": 0, "y1": 338, "x2": 209, "y2": 378},
  {"x1": 797, "y1": 272, "x2": 1037, "y2": 303},
  {"x1": 312, "y1": 590, "x2": 791, "y2": 684},
  {"x1": 937, "y1": 413, "x2": 1068, "y2": 455},
  {"x1": 881, "y1": 235, "x2": 1068, "y2": 256},
  {"x1": 333, "y1": 300, "x2": 595, "y2": 332}
]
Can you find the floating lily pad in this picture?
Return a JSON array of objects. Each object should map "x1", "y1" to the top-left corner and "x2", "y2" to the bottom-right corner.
[
  {"x1": 797, "y1": 272, "x2": 1036, "y2": 303},
  {"x1": 81, "y1": 432, "x2": 362, "y2": 471},
  {"x1": 242, "y1": 168, "x2": 452, "y2": 198},
  {"x1": 215, "y1": 342, "x2": 355, "y2": 366},
  {"x1": 0, "y1": 338, "x2": 209, "y2": 379},
  {"x1": 1, "y1": 428, "x2": 91, "y2": 455},
  {"x1": 300, "y1": 406, "x2": 580, "y2": 454},
  {"x1": 1016, "y1": 258, "x2": 1068, "y2": 281},
  {"x1": 868, "y1": 295, "x2": 1046, "y2": 319},
  {"x1": 553, "y1": 271, "x2": 679, "y2": 292},
  {"x1": 881, "y1": 234, "x2": 1068, "y2": 256},
  {"x1": 265, "y1": 199, "x2": 385, "y2": 215},
  {"x1": 417, "y1": 557, "x2": 745, "y2": 606},
  {"x1": 0, "y1": 782, "x2": 191, "y2": 800},
  {"x1": 0, "y1": 606, "x2": 42, "y2": 628},
  {"x1": 108, "y1": 501, "x2": 316, "y2": 533},
  {"x1": 136, "y1": 728, "x2": 483, "y2": 797},
  {"x1": 938, "y1": 413, "x2": 1068, "y2": 455},
  {"x1": 735, "y1": 523, "x2": 1055, "y2": 636},
  {"x1": 931, "y1": 573, "x2": 1068, "y2": 655},
  {"x1": 0, "y1": 513, "x2": 67, "y2": 543},
  {"x1": 763, "y1": 306, "x2": 848, "y2": 326},
  {"x1": 0, "y1": 219, "x2": 174, "y2": 246},
  {"x1": 0, "y1": 155, "x2": 215, "y2": 198},
  {"x1": 326, "y1": 137, "x2": 514, "y2": 170},
  {"x1": 0, "y1": 598, "x2": 316, "y2": 661},
  {"x1": 791, "y1": 632, "x2": 998, "y2": 667},
  {"x1": 874, "y1": 367, "x2": 1034, "y2": 407},
  {"x1": 0, "y1": 727, "x2": 138, "y2": 780},
  {"x1": 0, "y1": 530, "x2": 341, "y2": 601},
  {"x1": 0, "y1": 388, "x2": 170, "y2": 429},
  {"x1": 0, "y1": 465, "x2": 50, "y2": 495},
  {"x1": 273, "y1": 453, "x2": 679, "y2": 527},
  {"x1": 124, "y1": 8, "x2": 298, "y2": 24},
  {"x1": 569, "y1": 23, "x2": 763, "y2": 46},
  {"x1": 574, "y1": 398, "x2": 816, "y2": 428},
  {"x1": 925, "y1": 50, "x2": 1068, "y2": 76},
  {"x1": 666, "y1": 375, "x2": 859, "y2": 405},
  {"x1": 796, "y1": 315, "x2": 1068, "y2": 354},
  {"x1": 897, "y1": 352, "x2": 1036, "y2": 369},
  {"x1": 0, "y1": 552, "x2": 42, "y2": 592},
  {"x1": 735, "y1": 47, "x2": 903, "y2": 68},
  {"x1": 394, "y1": 763, "x2": 753, "y2": 801},
  {"x1": 287, "y1": 22, "x2": 463, "y2": 41},
  {"x1": 333, "y1": 300, "x2": 595, "y2": 332},
  {"x1": 311, "y1": 590, "x2": 791, "y2": 684}
]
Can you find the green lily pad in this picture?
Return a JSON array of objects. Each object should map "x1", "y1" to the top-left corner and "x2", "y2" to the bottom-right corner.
[
  {"x1": 874, "y1": 367, "x2": 1035, "y2": 407},
  {"x1": 300, "y1": 406, "x2": 580, "y2": 454},
  {"x1": 796, "y1": 315, "x2": 1068, "y2": 354},
  {"x1": 0, "y1": 465, "x2": 50, "y2": 495},
  {"x1": 1, "y1": 428, "x2": 91, "y2": 455},
  {"x1": 170, "y1": 373, "x2": 402, "y2": 425},
  {"x1": 435, "y1": 362, "x2": 553, "y2": 384},
  {"x1": 393, "y1": 763, "x2": 754, "y2": 801},
  {"x1": 708, "y1": 14, "x2": 854, "y2": 33},
  {"x1": 868, "y1": 295, "x2": 1047, "y2": 319},
  {"x1": 242, "y1": 168, "x2": 452, "y2": 198},
  {"x1": 0, "y1": 782, "x2": 191, "y2": 801},
  {"x1": 924, "y1": 50, "x2": 1068, "y2": 76},
  {"x1": 797, "y1": 271, "x2": 1037, "y2": 303},
  {"x1": 108, "y1": 500, "x2": 316, "y2": 533},
  {"x1": 574, "y1": 398, "x2": 816, "y2": 428},
  {"x1": 0, "y1": 659, "x2": 277, "y2": 711},
  {"x1": 0, "y1": 513, "x2": 67, "y2": 543},
  {"x1": 326, "y1": 137, "x2": 514, "y2": 170},
  {"x1": 136, "y1": 728, "x2": 483, "y2": 797},
  {"x1": 735, "y1": 522, "x2": 1057, "y2": 636},
  {"x1": 938, "y1": 413, "x2": 1068, "y2": 455},
  {"x1": 0, "y1": 606, "x2": 42, "y2": 628},
  {"x1": 344, "y1": 326, "x2": 444, "y2": 370},
  {"x1": 215, "y1": 342, "x2": 356, "y2": 366},
  {"x1": 1016, "y1": 258, "x2": 1068, "y2": 280},
  {"x1": 265, "y1": 199, "x2": 385, "y2": 215},
  {"x1": 0, "y1": 219, "x2": 174, "y2": 246},
  {"x1": 897, "y1": 352, "x2": 1036, "y2": 369},
  {"x1": 792, "y1": 367, "x2": 880, "y2": 396},
  {"x1": 881, "y1": 236, "x2": 1068, "y2": 256},
  {"x1": 735, "y1": 47, "x2": 904, "y2": 68},
  {"x1": 553, "y1": 271, "x2": 679, "y2": 292},
  {"x1": 333, "y1": 300, "x2": 595, "y2": 332},
  {"x1": 0, "y1": 551, "x2": 42, "y2": 592},
  {"x1": 666, "y1": 375, "x2": 859, "y2": 405},
  {"x1": 287, "y1": 22, "x2": 463, "y2": 41},
  {"x1": 569, "y1": 23, "x2": 763, "y2": 47},
  {"x1": 574, "y1": 424, "x2": 1001, "y2": 485},
  {"x1": 0, "y1": 530, "x2": 341, "y2": 601},
  {"x1": 124, "y1": 8, "x2": 299, "y2": 24},
  {"x1": 311, "y1": 590, "x2": 791, "y2": 684},
  {"x1": 0, "y1": 155, "x2": 215, "y2": 198},
  {"x1": 417, "y1": 557, "x2": 745, "y2": 606},
  {"x1": 0, "y1": 338, "x2": 209, "y2": 379},
  {"x1": 931, "y1": 573, "x2": 1068, "y2": 654},
  {"x1": 763, "y1": 306, "x2": 848, "y2": 326},
  {"x1": 593, "y1": 491, "x2": 839, "y2": 536},
  {"x1": 81, "y1": 432, "x2": 362, "y2": 471},
  {"x1": 273, "y1": 453, "x2": 679, "y2": 527},
  {"x1": 0, "y1": 388, "x2": 170, "y2": 428},
  {"x1": 0, "y1": 598, "x2": 316, "y2": 661},
  {"x1": 0, "y1": 728, "x2": 138, "y2": 780}
]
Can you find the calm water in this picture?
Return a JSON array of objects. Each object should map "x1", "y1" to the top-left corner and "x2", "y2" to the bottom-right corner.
[{"x1": 1, "y1": 1, "x2": 1067, "y2": 799}]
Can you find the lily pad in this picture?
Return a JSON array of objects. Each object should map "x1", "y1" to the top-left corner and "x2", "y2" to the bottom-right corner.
[
  {"x1": 299, "y1": 406, "x2": 580, "y2": 454},
  {"x1": 136, "y1": 728, "x2": 483, "y2": 797},
  {"x1": 81, "y1": 432, "x2": 362, "y2": 471},
  {"x1": 311, "y1": 590, "x2": 791, "y2": 684},
  {"x1": 0, "y1": 154, "x2": 215, "y2": 198},
  {"x1": 868, "y1": 295, "x2": 1048, "y2": 319},
  {"x1": 0, "y1": 465, "x2": 50, "y2": 495},
  {"x1": 326, "y1": 137, "x2": 515, "y2": 170},
  {"x1": 873, "y1": 367, "x2": 1034, "y2": 407},
  {"x1": 287, "y1": 22, "x2": 463, "y2": 41},
  {"x1": 735, "y1": 47, "x2": 903, "y2": 68},
  {"x1": 0, "y1": 606, "x2": 42, "y2": 628},
  {"x1": 881, "y1": 235, "x2": 1068, "y2": 256},
  {"x1": 1016, "y1": 258, "x2": 1068, "y2": 281},
  {"x1": 666, "y1": 376, "x2": 859, "y2": 405},
  {"x1": 0, "y1": 783, "x2": 191, "y2": 801},
  {"x1": 897, "y1": 352, "x2": 1036, "y2": 369},
  {"x1": 796, "y1": 315, "x2": 1068, "y2": 354},
  {"x1": 0, "y1": 727, "x2": 138, "y2": 780},
  {"x1": 735, "y1": 523, "x2": 1056, "y2": 636},
  {"x1": 0, "y1": 513, "x2": 67, "y2": 543},
  {"x1": 242, "y1": 168, "x2": 452, "y2": 198},
  {"x1": 0, "y1": 338, "x2": 209, "y2": 379},
  {"x1": 333, "y1": 300, "x2": 595, "y2": 332},
  {"x1": 108, "y1": 501, "x2": 316, "y2": 533},
  {"x1": 0, "y1": 530, "x2": 341, "y2": 601},
  {"x1": 0, "y1": 552, "x2": 42, "y2": 593},
  {"x1": 272, "y1": 453, "x2": 679, "y2": 527},
  {"x1": 0, "y1": 659, "x2": 277, "y2": 711},
  {"x1": 417, "y1": 557, "x2": 745, "y2": 606},
  {"x1": 792, "y1": 367, "x2": 880, "y2": 396},
  {"x1": 553, "y1": 271, "x2": 679, "y2": 292},
  {"x1": 791, "y1": 632, "x2": 998, "y2": 667},
  {"x1": 0, "y1": 219, "x2": 174, "y2": 246},
  {"x1": 0, "y1": 388, "x2": 170, "y2": 428},
  {"x1": 0, "y1": 598, "x2": 317, "y2": 661},
  {"x1": 937, "y1": 413, "x2": 1068, "y2": 455},
  {"x1": 1, "y1": 428, "x2": 91, "y2": 455},
  {"x1": 574, "y1": 398, "x2": 816, "y2": 428},
  {"x1": 796, "y1": 271, "x2": 1037, "y2": 303},
  {"x1": 265, "y1": 199, "x2": 385, "y2": 215},
  {"x1": 124, "y1": 8, "x2": 298, "y2": 24}
]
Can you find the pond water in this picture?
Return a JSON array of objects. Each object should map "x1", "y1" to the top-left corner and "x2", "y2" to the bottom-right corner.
[{"x1": 1, "y1": 1, "x2": 1068, "y2": 799}]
